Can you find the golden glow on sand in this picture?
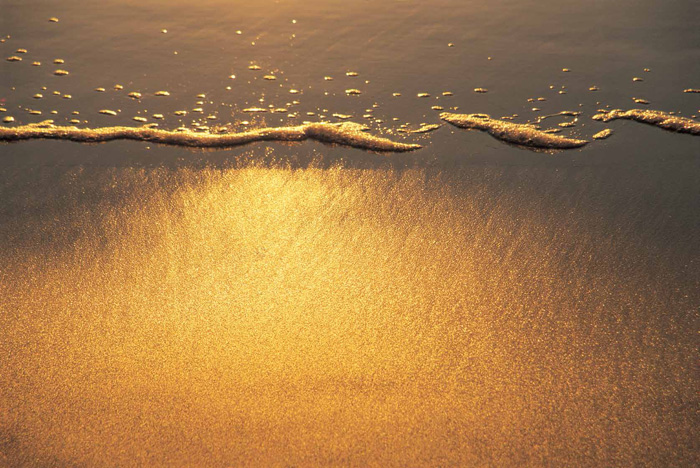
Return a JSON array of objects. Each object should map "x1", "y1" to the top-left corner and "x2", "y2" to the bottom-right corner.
[{"x1": 1, "y1": 166, "x2": 695, "y2": 466}]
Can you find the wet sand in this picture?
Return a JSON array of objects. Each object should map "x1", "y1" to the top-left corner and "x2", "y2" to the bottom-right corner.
[{"x1": 1, "y1": 0, "x2": 698, "y2": 466}]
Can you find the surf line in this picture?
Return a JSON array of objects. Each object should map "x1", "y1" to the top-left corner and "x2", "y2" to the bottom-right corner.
[
  {"x1": 440, "y1": 112, "x2": 588, "y2": 149},
  {"x1": 592, "y1": 109, "x2": 700, "y2": 136},
  {"x1": 0, "y1": 121, "x2": 422, "y2": 153}
]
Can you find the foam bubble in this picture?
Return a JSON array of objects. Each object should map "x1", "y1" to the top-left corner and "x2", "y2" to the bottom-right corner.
[
  {"x1": 409, "y1": 124, "x2": 441, "y2": 134},
  {"x1": 592, "y1": 129, "x2": 613, "y2": 140}
]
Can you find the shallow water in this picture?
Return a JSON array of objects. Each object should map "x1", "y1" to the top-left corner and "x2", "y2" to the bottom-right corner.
[{"x1": 1, "y1": 1, "x2": 699, "y2": 466}]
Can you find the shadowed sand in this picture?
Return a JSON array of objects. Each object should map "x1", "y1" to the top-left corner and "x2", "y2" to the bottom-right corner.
[
  {"x1": 592, "y1": 109, "x2": 700, "y2": 135},
  {"x1": 0, "y1": 121, "x2": 422, "y2": 152},
  {"x1": 440, "y1": 112, "x2": 588, "y2": 149}
]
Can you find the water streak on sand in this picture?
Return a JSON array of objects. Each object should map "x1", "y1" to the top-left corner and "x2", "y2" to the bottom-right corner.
[
  {"x1": 0, "y1": 122, "x2": 421, "y2": 152},
  {"x1": 440, "y1": 112, "x2": 588, "y2": 149},
  {"x1": 592, "y1": 109, "x2": 700, "y2": 135}
]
